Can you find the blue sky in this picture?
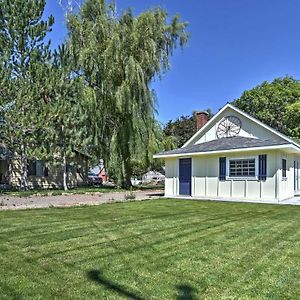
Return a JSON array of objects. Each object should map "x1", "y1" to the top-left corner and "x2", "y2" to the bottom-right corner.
[{"x1": 44, "y1": 0, "x2": 300, "y2": 124}]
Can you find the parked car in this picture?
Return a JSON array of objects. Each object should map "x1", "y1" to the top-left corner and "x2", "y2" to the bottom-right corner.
[{"x1": 88, "y1": 172, "x2": 102, "y2": 186}]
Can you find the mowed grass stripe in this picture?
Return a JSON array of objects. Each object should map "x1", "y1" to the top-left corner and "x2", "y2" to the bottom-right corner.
[
  {"x1": 0, "y1": 203, "x2": 296, "y2": 264},
  {"x1": 0, "y1": 204, "x2": 296, "y2": 270},
  {"x1": 3, "y1": 205, "x2": 262, "y2": 253},
  {"x1": 37, "y1": 209, "x2": 270, "y2": 267},
  {"x1": 0, "y1": 199, "x2": 300, "y2": 299}
]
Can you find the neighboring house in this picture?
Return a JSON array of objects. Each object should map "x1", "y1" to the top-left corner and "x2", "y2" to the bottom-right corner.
[
  {"x1": 131, "y1": 171, "x2": 165, "y2": 186},
  {"x1": 0, "y1": 150, "x2": 89, "y2": 189},
  {"x1": 154, "y1": 103, "x2": 300, "y2": 202},
  {"x1": 0, "y1": 102, "x2": 89, "y2": 189},
  {"x1": 142, "y1": 171, "x2": 165, "y2": 184}
]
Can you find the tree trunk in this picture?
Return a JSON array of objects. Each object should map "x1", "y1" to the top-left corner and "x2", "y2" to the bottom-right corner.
[
  {"x1": 20, "y1": 143, "x2": 28, "y2": 191},
  {"x1": 121, "y1": 150, "x2": 133, "y2": 189},
  {"x1": 61, "y1": 124, "x2": 68, "y2": 191},
  {"x1": 121, "y1": 163, "x2": 132, "y2": 189},
  {"x1": 8, "y1": 159, "x2": 12, "y2": 186},
  {"x1": 63, "y1": 152, "x2": 68, "y2": 191}
]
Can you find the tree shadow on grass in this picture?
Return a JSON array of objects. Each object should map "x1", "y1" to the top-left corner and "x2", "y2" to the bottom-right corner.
[
  {"x1": 87, "y1": 270, "x2": 197, "y2": 300},
  {"x1": 87, "y1": 269, "x2": 144, "y2": 300},
  {"x1": 176, "y1": 284, "x2": 197, "y2": 300}
]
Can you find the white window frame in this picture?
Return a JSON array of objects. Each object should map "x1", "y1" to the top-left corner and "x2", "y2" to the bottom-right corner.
[{"x1": 226, "y1": 156, "x2": 258, "y2": 180}]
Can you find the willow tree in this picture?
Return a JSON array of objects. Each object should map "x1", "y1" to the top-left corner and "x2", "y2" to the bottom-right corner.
[
  {"x1": 0, "y1": 0, "x2": 54, "y2": 190},
  {"x1": 130, "y1": 121, "x2": 178, "y2": 177},
  {"x1": 67, "y1": 0, "x2": 188, "y2": 188}
]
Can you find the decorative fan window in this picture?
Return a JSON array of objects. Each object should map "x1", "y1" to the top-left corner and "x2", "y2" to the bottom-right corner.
[
  {"x1": 229, "y1": 158, "x2": 256, "y2": 177},
  {"x1": 217, "y1": 116, "x2": 242, "y2": 139}
]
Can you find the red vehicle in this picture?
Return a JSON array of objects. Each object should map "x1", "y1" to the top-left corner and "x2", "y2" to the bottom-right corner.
[{"x1": 88, "y1": 172, "x2": 103, "y2": 186}]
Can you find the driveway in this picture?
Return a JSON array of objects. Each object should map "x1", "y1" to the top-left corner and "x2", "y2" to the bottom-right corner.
[{"x1": 0, "y1": 190, "x2": 164, "y2": 210}]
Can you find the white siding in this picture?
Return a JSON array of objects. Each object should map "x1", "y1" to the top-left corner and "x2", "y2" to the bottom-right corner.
[
  {"x1": 165, "y1": 150, "x2": 300, "y2": 201},
  {"x1": 163, "y1": 104, "x2": 300, "y2": 202},
  {"x1": 165, "y1": 158, "x2": 178, "y2": 196},
  {"x1": 277, "y1": 152, "x2": 296, "y2": 200}
]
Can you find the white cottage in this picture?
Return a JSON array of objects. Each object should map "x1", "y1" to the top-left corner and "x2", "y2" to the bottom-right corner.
[{"x1": 154, "y1": 103, "x2": 300, "y2": 202}]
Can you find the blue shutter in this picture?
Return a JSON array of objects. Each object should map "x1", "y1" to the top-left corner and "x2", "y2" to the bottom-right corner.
[
  {"x1": 282, "y1": 159, "x2": 287, "y2": 178},
  {"x1": 258, "y1": 154, "x2": 267, "y2": 180},
  {"x1": 219, "y1": 157, "x2": 226, "y2": 181}
]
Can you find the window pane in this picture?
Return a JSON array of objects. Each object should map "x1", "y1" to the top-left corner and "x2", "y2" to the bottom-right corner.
[
  {"x1": 36, "y1": 160, "x2": 44, "y2": 177},
  {"x1": 229, "y1": 159, "x2": 256, "y2": 177},
  {"x1": 27, "y1": 160, "x2": 36, "y2": 176}
]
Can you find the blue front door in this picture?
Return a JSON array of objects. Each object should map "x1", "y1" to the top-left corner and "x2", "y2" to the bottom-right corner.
[{"x1": 179, "y1": 158, "x2": 192, "y2": 196}]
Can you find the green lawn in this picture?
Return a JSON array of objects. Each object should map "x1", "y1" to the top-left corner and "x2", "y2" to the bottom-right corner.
[{"x1": 0, "y1": 199, "x2": 299, "y2": 299}]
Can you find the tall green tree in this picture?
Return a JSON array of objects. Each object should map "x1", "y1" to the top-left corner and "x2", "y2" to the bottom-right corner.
[
  {"x1": 35, "y1": 44, "x2": 91, "y2": 191},
  {"x1": 0, "y1": 0, "x2": 54, "y2": 190},
  {"x1": 233, "y1": 76, "x2": 300, "y2": 135},
  {"x1": 67, "y1": 0, "x2": 189, "y2": 188},
  {"x1": 284, "y1": 102, "x2": 300, "y2": 141}
]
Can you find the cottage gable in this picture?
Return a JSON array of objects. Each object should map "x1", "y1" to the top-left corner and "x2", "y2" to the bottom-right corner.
[{"x1": 184, "y1": 104, "x2": 293, "y2": 147}]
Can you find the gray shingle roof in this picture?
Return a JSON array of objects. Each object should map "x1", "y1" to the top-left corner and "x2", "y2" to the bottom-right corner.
[{"x1": 155, "y1": 136, "x2": 290, "y2": 157}]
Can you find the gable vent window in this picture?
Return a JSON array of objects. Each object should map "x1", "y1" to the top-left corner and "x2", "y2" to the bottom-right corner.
[{"x1": 229, "y1": 159, "x2": 255, "y2": 177}]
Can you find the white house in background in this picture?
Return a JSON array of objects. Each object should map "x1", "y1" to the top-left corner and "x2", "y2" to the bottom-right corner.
[
  {"x1": 154, "y1": 103, "x2": 300, "y2": 202},
  {"x1": 131, "y1": 170, "x2": 165, "y2": 186},
  {"x1": 142, "y1": 170, "x2": 165, "y2": 184}
]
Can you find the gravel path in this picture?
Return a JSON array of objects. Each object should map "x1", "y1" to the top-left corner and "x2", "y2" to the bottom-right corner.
[{"x1": 0, "y1": 190, "x2": 164, "y2": 210}]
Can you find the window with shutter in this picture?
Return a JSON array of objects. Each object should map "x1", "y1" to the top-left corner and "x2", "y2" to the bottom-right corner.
[{"x1": 28, "y1": 160, "x2": 48, "y2": 177}]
